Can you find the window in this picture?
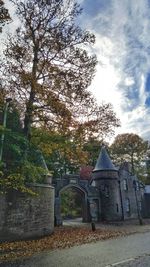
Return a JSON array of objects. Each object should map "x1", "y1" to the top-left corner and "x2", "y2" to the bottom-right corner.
[
  {"x1": 136, "y1": 181, "x2": 139, "y2": 191},
  {"x1": 125, "y1": 198, "x2": 130, "y2": 213},
  {"x1": 139, "y1": 201, "x2": 142, "y2": 211},
  {"x1": 104, "y1": 185, "x2": 109, "y2": 197},
  {"x1": 101, "y1": 185, "x2": 109, "y2": 197},
  {"x1": 116, "y1": 203, "x2": 119, "y2": 213},
  {"x1": 123, "y1": 179, "x2": 128, "y2": 191}
]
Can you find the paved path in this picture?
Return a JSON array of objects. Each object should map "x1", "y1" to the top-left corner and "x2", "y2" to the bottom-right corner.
[
  {"x1": 110, "y1": 255, "x2": 150, "y2": 267},
  {"x1": 1, "y1": 231, "x2": 150, "y2": 267}
]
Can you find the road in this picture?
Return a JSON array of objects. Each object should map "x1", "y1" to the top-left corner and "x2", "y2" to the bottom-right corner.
[{"x1": 1, "y1": 231, "x2": 150, "y2": 267}]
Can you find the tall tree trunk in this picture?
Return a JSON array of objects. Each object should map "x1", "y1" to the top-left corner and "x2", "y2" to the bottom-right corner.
[
  {"x1": 23, "y1": 42, "x2": 38, "y2": 140},
  {"x1": 23, "y1": 93, "x2": 34, "y2": 140}
]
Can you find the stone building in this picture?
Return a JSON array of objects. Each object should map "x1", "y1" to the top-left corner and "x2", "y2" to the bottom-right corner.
[
  {"x1": 91, "y1": 146, "x2": 144, "y2": 222},
  {"x1": 1, "y1": 145, "x2": 148, "y2": 242},
  {"x1": 54, "y1": 146, "x2": 145, "y2": 224}
]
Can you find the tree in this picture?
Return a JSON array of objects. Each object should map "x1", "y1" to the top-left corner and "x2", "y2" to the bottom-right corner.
[
  {"x1": 31, "y1": 127, "x2": 88, "y2": 178},
  {"x1": 0, "y1": 102, "x2": 47, "y2": 194},
  {"x1": 143, "y1": 145, "x2": 150, "y2": 184},
  {"x1": 2, "y1": 0, "x2": 119, "y2": 141},
  {"x1": 61, "y1": 188, "x2": 82, "y2": 219},
  {"x1": 0, "y1": 0, "x2": 11, "y2": 32},
  {"x1": 110, "y1": 133, "x2": 148, "y2": 177},
  {"x1": 83, "y1": 138, "x2": 108, "y2": 166}
]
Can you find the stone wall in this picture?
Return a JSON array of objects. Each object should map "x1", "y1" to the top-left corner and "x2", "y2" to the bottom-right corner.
[
  {"x1": 119, "y1": 169, "x2": 144, "y2": 220},
  {"x1": 0, "y1": 184, "x2": 54, "y2": 242},
  {"x1": 143, "y1": 194, "x2": 150, "y2": 218},
  {"x1": 99, "y1": 179, "x2": 122, "y2": 221}
]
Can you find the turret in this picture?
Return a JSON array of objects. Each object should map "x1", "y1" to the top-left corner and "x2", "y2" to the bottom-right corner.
[{"x1": 92, "y1": 146, "x2": 122, "y2": 221}]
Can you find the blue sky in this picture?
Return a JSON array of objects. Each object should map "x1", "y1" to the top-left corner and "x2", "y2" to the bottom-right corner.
[
  {"x1": 3, "y1": 0, "x2": 150, "y2": 143},
  {"x1": 78, "y1": 0, "x2": 150, "y2": 142}
]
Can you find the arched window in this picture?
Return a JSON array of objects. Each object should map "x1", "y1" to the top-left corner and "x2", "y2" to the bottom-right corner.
[
  {"x1": 101, "y1": 184, "x2": 109, "y2": 197},
  {"x1": 125, "y1": 198, "x2": 130, "y2": 212},
  {"x1": 123, "y1": 179, "x2": 128, "y2": 191},
  {"x1": 104, "y1": 185, "x2": 109, "y2": 197}
]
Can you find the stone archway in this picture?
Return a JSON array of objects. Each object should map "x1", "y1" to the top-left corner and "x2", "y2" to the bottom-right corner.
[
  {"x1": 55, "y1": 183, "x2": 88, "y2": 225},
  {"x1": 53, "y1": 175, "x2": 100, "y2": 226},
  {"x1": 60, "y1": 185, "x2": 88, "y2": 223}
]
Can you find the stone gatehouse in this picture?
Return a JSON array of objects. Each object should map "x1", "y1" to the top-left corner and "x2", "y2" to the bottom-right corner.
[
  {"x1": 54, "y1": 146, "x2": 145, "y2": 225},
  {"x1": 0, "y1": 146, "x2": 149, "y2": 242}
]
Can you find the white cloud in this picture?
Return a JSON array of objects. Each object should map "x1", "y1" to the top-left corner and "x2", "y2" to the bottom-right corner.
[
  {"x1": 115, "y1": 104, "x2": 150, "y2": 139},
  {"x1": 2, "y1": 0, "x2": 150, "y2": 142},
  {"x1": 124, "y1": 77, "x2": 135, "y2": 87},
  {"x1": 80, "y1": 0, "x2": 150, "y2": 142},
  {"x1": 0, "y1": 0, "x2": 20, "y2": 47}
]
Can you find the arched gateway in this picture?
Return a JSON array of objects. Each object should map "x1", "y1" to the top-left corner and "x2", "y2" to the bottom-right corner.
[{"x1": 53, "y1": 175, "x2": 100, "y2": 226}]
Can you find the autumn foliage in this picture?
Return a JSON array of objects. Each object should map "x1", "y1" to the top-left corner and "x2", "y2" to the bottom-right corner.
[
  {"x1": 110, "y1": 133, "x2": 148, "y2": 180},
  {"x1": 0, "y1": 0, "x2": 120, "y2": 190},
  {"x1": 0, "y1": 0, "x2": 11, "y2": 32},
  {"x1": 2, "y1": 0, "x2": 119, "y2": 141}
]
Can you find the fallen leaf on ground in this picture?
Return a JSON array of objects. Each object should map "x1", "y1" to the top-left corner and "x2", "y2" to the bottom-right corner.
[{"x1": 0, "y1": 226, "x2": 130, "y2": 263}]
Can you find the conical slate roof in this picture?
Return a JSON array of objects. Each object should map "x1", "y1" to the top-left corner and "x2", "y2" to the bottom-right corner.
[{"x1": 93, "y1": 146, "x2": 117, "y2": 172}]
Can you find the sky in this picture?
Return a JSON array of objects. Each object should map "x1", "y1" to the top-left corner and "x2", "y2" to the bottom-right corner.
[
  {"x1": 78, "y1": 0, "x2": 150, "y2": 142},
  {"x1": 3, "y1": 0, "x2": 150, "y2": 143}
]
